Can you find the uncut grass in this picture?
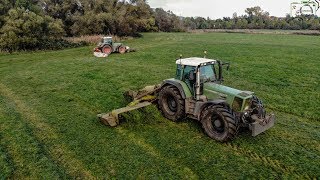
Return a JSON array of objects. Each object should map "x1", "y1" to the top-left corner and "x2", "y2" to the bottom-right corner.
[{"x1": 0, "y1": 32, "x2": 319, "y2": 178}]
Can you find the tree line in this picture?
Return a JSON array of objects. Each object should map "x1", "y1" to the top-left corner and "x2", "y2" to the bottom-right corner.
[
  {"x1": 184, "y1": 7, "x2": 320, "y2": 30},
  {"x1": 1, "y1": 1, "x2": 320, "y2": 52},
  {"x1": 0, "y1": 0, "x2": 160, "y2": 51}
]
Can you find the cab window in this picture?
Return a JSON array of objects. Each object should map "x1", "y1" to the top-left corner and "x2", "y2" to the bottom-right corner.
[
  {"x1": 200, "y1": 65, "x2": 216, "y2": 82},
  {"x1": 176, "y1": 64, "x2": 182, "y2": 80},
  {"x1": 183, "y1": 66, "x2": 196, "y2": 81}
]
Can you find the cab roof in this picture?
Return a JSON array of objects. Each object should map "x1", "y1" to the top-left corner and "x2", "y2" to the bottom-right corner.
[{"x1": 175, "y1": 57, "x2": 217, "y2": 66}]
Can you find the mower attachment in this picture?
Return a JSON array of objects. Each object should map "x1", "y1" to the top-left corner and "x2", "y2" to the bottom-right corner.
[
  {"x1": 250, "y1": 113, "x2": 275, "y2": 136},
  {"x1": 93, "y1": 52, "x2": 108, "y2": 58},
  {"x1": 98, "y1": 85, "x2": 160, "y2": 127},
  {"x1": 98, "y1": 102, "x2": 152, "y2": 127}
]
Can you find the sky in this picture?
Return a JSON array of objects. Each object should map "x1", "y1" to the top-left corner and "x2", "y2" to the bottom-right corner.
[{"x1": 147, "y1": 0, "x2": 296, "y2": 18}]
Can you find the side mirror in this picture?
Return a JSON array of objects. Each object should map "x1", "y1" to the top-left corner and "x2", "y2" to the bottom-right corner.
[{"x1": 222, "y1": 62, "x2": 230, "y2": 71}]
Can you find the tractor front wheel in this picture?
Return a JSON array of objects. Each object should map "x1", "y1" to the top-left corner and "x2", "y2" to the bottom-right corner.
[
  {"x1": 118, "y1": 46, "x2": 126, "y2": 54},
  {"x1": 251, "y1": 96, "x2": 266, "y2": 119},
  {"x1": 201, "y1": 105, "x2": 238, "y2": 142},
  {"x1": 102, "y1": 45, "x2": 112, "y2": 55},
  {"x1": 158, "y1": 86, "x2": 185, "y2": 121}
]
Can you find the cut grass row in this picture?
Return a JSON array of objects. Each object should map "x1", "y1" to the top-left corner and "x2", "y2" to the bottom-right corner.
[
  {"x1": 1, "y1": 87, "x2": 318, "y2": 178},
  {"x1": 0, "y1": 84, "x2": 94, "y2": 178},
  {"x1": 0, "y1": 94, "x2": 62, "y2": 178},
  {"x1": 0, "y1": 32, "x2": 319, "y2": 178}
]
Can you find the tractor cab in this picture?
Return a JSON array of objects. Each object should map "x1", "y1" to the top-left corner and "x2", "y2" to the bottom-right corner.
[
  {"x1": 102, "y1": 37, "x2": 113, "y2": 45},
  {"x1": 176, "y1": 57, "x2": 217, "y2": 82},
  {"x1": 175, "y1": 57, "x2": 224, "y2": 99},
  {"x1": 175, "y1": 57, "x2": 253, "y2": 112}
]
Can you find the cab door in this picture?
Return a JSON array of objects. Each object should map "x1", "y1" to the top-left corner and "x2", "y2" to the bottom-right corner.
[{"x1": 182, "y1": 65, "x2": 196, "y2": 96}]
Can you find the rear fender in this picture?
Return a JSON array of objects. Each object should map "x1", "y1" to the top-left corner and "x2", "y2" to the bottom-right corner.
[{"x1": 161, "y1": 79, "x2": 192, "y2": 99}]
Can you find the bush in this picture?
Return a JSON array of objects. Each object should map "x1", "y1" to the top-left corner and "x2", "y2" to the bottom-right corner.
[
  {"x1": 0, "y1": 8, "x2": 66, "y2": 52},
  {"x1": 38, "y1": 39, "x2": 88, "y2": 50}
]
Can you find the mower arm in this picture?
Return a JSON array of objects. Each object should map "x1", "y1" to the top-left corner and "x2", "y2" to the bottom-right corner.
[
  {"x1": 98, "y1": 102, "x2": 153, "y2": 127},
  {"x1": 98, "y1": 85, "x2": 160, "y2": 127}
]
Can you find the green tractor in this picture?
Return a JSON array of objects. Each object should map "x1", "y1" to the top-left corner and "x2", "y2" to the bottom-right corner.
[
  {"x1": 95, "y1": 36, "x2": 128, "y2": 55},
  {"x1": 99, "y1": 57, "x2": 275, "y2": 142}
]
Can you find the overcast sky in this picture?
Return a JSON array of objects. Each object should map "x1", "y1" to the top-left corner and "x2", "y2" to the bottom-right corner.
[{"x1": 147, "y1": 0, "x2": 295, "y2": 18}]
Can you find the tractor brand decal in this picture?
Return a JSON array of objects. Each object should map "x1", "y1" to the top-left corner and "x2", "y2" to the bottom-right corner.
[
  {"x1": 291, "y1": 0, "x2": 320, "y2": 17},
  {"x1": 301, "y1": 4, "x2": 314, "y2": 14}
]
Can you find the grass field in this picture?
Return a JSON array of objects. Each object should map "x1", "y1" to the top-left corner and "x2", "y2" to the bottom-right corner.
[{"x1": 0, "y1": 32, "x2": 319, "y2": 179}]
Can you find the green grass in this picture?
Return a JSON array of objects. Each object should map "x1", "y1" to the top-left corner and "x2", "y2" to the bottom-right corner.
[{"x1": 0, "y1": 32, "x2": 319, "y2": 179}]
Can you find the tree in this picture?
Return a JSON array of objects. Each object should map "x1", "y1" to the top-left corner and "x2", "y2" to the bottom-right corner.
[
  {"x1": 154, "y1": 8, "x2": 173, "y2": 32},
  {"x1": 0, "y1": 8, "x2": 65, "y2": 52},
  {"x1": 183, "y1": 17, "x2": 197, "y2": 30},
  {"x1": 41, "y1": 0, "x2": 84, "y2": 36},
  {"x1": 245, "y1": 6, "x2": 269, "y2": 18},
  {"x1": 0, "y1": 0, "x2": 12, "y2": 28},
  {"x1": 15, "y1": 0, "x2": 41, "y2": 12},
  {"x1": 70, "y1": 0, "x2": 155, "y2": 36},
  {"x1": 235, "y1": 18, "x2": 248, "y2": 29},
  {"x1": 194, "y1": 17, "x2": 208, "y2": 29},
  {"x1": 309, "y1": 18, "x2": 320, "y2": 30}
]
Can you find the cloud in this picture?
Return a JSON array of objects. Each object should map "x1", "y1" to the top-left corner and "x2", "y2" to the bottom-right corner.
[
  {"x1": 148, "y1": 0, "x2": 293, "y2": 18},
  {"x1": 146, "y1": 0, "x2": 169, "y2": 8}
]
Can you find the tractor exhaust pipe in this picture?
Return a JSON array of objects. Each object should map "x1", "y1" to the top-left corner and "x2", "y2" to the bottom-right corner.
[
  {"x1": 217, "y1": 61, "x2": 230, "y2": 83},
  {"x1": 218, "y1": 60, "x2": 223, "y2": 82}
]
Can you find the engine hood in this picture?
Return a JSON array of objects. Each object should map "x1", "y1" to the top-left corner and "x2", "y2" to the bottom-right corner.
[
  {"x1": 113, "y1": 42, "x2": 123, "y2": 47},
  {"x1": 204, "y1": 82, "x2": 254, "y2": 99}
]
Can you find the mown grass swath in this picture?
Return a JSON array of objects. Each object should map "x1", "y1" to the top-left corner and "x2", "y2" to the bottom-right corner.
[{"x1": 0, "y1": 32, "x2": 319, "y2": 178}]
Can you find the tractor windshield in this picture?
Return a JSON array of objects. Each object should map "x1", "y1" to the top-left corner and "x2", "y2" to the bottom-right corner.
[
  {"x1": 102, "y1": 37, "x2": 112, "y2": 44},
  {"x1": 200, "y1": 65, "x2": 216, "y2": 83}
]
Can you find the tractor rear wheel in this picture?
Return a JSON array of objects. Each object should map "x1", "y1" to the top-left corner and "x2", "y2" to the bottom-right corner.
[
  {"x1": 118, "y1": 46, "x2": 126, "y2": 54},
  {"x1": 158, "y1": 86, "x2": 185, "y2": 121},
  {"x1": 102, "y1": 45, "x2": 112, "y2": 55},
  {"x1": 201, "y1": 105, "x2": 238, "y2": 142}
]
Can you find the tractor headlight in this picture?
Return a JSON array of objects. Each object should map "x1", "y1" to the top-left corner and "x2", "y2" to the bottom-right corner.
[{"x1": 232, "y1": 97, "x2": 243, "y2": 112}]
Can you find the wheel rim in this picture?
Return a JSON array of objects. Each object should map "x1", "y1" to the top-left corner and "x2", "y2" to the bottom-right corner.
[
  {"x1": 102, "y1": 46, "x2": 112, "y2": 54},
  {"x1": 166, "y1": 96, "x2": 177, "y2": 112},
  {"x1": 119, "y1": 47, "x2": 126, "y2": 54},
  {"x1": 210, "y1": 113, "x2": 225, "y2": 133}
]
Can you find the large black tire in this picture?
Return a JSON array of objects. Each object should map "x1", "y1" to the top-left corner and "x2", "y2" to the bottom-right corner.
[
  {"x1": 158, "y1": 86, "x2": 185, "y2": 121},
  {"x1": 201, "y1": 105, "x2": 238, "y2": 142},
  {"x1": 118, "y1": 46, "x2": 126, "y2": 54},
  {"x1": 102, "y1": 45, "x2": 112, "y2": 55}
]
